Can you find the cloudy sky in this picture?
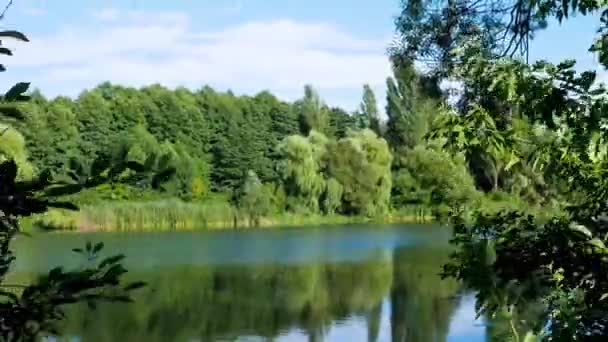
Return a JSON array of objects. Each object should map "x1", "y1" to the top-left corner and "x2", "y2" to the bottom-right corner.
[{"x1": 0, "y1": 0, "x2": 603, "y2": 111}]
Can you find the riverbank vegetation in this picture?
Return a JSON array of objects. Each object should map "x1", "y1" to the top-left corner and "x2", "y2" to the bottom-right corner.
[{"x1": 5, "y1": 49, "x2": 561, "y2": 231}]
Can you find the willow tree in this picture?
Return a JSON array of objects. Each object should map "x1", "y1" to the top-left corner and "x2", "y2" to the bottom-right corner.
[
  {"x1": 278, "y1": 131, "x2": 328, "y2": 213},
  {"x1": 327, "y1": 129, "x2": 392, "y2": 217}
]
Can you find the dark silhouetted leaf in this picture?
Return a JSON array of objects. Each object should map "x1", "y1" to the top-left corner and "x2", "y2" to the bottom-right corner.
[
  {"x1": 93, "y1": 242, "x2": 104, "y2": 254},
  {"x1": 99, "y1": 254, "x2": 126, "y2": 269},
  {"x1": 4, "y1": 82, "x2": 30, "y2": 102},
  {"x1": 124, "y1": 281, "x2": 146, "y2": 291},
  {"x1": 0, "y1": 30, "x2": 30, "y2": 42},
  {"x1": 0, "y1": 47, "x2": 12, "y2": 56}
]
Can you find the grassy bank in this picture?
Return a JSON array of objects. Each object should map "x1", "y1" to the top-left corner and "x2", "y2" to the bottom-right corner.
[
  {"x1": 22, "y1": 191, "x2": 558, "y2": 233},
  {"x1": 23, "y1": 199, "x2": 434, "y2": 232}
]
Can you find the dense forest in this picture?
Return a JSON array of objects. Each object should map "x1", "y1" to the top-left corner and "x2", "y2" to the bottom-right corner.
[{"x1": 1, "y1": 58, "x2": 555, "y2": 230}]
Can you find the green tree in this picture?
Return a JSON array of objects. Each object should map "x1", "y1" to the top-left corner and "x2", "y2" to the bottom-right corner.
[
  {"x1": 17, "y1": 96, "x2": 81, "y2": 174},
  {"x1": 297, "y1": 85, "x2": 330, "y2": 136},
  {"x1": 236, "y1": 170, "x2": 272, "y2": 226},
  {"x1": 75, "y1": 90, "x2": 114, "y2": 160},
  {"x1": 391, "y1": 145, "x2": 479, "y2": 210},
  {"x1": 385, "y1": 63, "x2": 439, "y2": 150},
  {"x1": 0, "y1": 124, "x2": 34, "y2": 180},
  {"x1": 326, "y1": 129, "x2": 393, "y2": 217},
  {"x1": 429, "y1": 104, "x2": 520, "y2": 191},
  {"x1": 359, "y1": 84, "x2": 381, "y2": 135},
  {"x1": 278, "y1": 131, "x2": 328, "y2": 213},
  {"x1": 328, "y1": 107, "x2": 356, "y2": 139}
]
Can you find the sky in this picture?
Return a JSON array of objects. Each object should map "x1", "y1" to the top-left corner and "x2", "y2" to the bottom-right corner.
[{"x1": 0, "y1": 0, "x2": 605, "y2": 112}]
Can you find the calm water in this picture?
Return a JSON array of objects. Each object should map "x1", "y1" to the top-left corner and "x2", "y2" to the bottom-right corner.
[{"x1": 10, "y1": 224, "x2": 487, "y2": 342}]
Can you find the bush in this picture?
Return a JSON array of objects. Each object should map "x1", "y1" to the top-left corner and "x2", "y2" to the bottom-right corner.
[{"x1": 392, "y1": 146, "x2": 481, "y2": 210}]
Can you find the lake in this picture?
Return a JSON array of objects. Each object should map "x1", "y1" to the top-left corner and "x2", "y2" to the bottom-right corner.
[{"x1": 10, "y1": 223, "x2": 487, "y2": 341}]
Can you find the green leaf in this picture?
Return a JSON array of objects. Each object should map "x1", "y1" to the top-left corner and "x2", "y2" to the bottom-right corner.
[
  {"x1": 587, "y1": 238, "x2": 606, "y2": 250},
  {"x1": 505, "y1": 154, "x2": 520, "y2": 171},
  {"x1": 570, "y1": 223, "x2": 593, "y2": 239},
  {"x1": 0, "y1": 30, "x2": 30, "y2": 42},
  {"x1": 600, "y1": 293, "x2": 608, "y2": 301}
]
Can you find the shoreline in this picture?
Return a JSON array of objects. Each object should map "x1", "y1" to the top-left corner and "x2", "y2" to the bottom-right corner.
[{"x1": 22, "y1": 205, "x2": 434, "y2": 233}]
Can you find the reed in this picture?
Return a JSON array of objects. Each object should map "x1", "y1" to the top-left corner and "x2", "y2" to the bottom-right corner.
[{"x1": 28, "y1": 199, "x2": 435, "y2": 232}]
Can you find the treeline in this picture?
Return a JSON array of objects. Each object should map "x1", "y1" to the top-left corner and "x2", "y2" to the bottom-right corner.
[{"x1": 2, "y1": 61, "x2": 554, "y2": 228}]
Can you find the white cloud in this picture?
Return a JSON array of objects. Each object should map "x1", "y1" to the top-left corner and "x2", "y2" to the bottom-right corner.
[{"x1": 8, "y1": 9, "x2": 392, "y2": 111}]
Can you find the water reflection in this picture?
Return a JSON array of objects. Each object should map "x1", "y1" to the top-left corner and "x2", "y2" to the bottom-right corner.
[{"x1": 11, "y1": 226, "x2": 485, "y2": 341}]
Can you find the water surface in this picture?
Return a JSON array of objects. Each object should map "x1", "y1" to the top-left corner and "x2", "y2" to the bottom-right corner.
[{"x1": 11, "y1": 223, "x2": 486, "y2": 341}]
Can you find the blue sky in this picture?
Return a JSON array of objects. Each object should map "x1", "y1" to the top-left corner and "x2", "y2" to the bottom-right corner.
[{"x1": 0, "y1": 0, "x2": 604, "y2": 111}]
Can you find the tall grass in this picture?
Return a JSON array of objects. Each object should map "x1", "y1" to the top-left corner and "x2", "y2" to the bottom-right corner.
[{"x1": 28, "y1": 199, "x2": 434, "y2": 232}]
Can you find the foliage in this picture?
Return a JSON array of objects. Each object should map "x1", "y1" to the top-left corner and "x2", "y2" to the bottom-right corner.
[
  {"x1": 385, "y1": 62, "x2": 440, "y2": 150},
  {"x1": 326, "y1": 129, "x2": 393, "y2": 217},
  {"x1": 235, "y1": 170, "x2": 272, "y2": 226},
  {"x1": 389, "y1": 0, "x2": 608, "y2": 339},
  {"x1": 278, "y1": 131, "x2": 328, "y2": 214},
  {"x1": 429, "y1": 104, "x2": 520, "y2": 191},
  {"x1": 391, "y1": 145, "x2": 480, "y2": 211},
  {"x1": 357, "y1": 84, "x2": 381, "y2": 135},
  {"x1": 0, "y1": 25, "x2": 178, "y2": 341},
  {"x1": 0, "y1": 124, "x2": 34, "y2": 180},
  {"x1": 322, "y1": 178, "x2": 343, "y2": 215},
  {"x1": 297, "y1": 85, "x2": 330, "y2": 136}
]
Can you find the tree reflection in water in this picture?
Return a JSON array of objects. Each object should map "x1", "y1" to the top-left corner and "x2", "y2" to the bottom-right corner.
[{"x1": 29, "y1": 245, "x2": 466, "y2": 342}]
